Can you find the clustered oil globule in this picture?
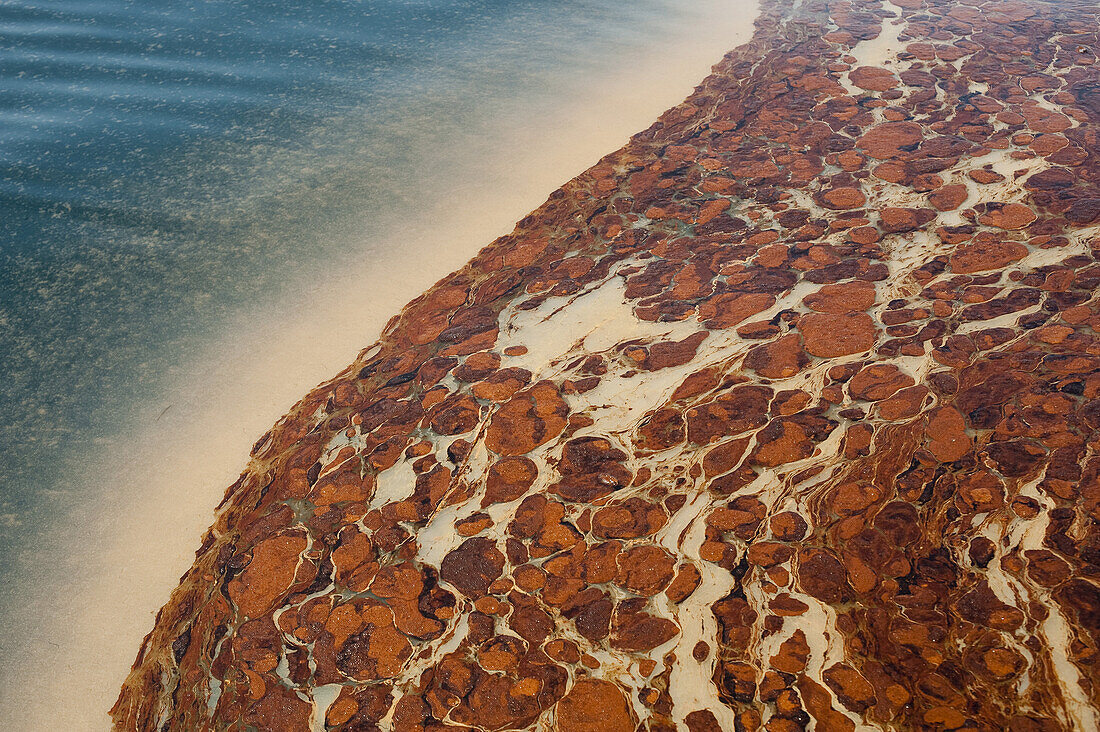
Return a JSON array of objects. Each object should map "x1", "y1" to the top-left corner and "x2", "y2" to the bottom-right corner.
[{"x1": 113, "y1": 0, "x2": 1100, "y2": 729}]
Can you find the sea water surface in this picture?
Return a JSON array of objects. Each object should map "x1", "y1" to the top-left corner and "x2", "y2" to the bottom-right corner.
[{"x1": 0, "y1": 0, "x2": 758, "y2": 727}]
